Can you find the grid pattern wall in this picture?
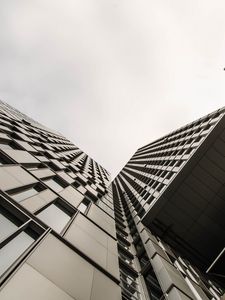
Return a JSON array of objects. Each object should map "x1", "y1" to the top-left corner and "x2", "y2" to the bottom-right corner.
[
  {"x1": 117, "y1": 109, "x2": 224, "y2": 218},
  {"x1": 1, "y1": 99, "x2": 225, "y2": 300},
  {"x1": 113, "y1": 177, "x2": 224, "y2": 300},
  {"x1": 0, "y1": 100, "x2": 121, "y2": 300},
  {"x1": 0, "y1": 100, "x2": 110, "y2": 211},
  {"x1": 113, "y1": 108, "x2": 225, "y2": 300}
]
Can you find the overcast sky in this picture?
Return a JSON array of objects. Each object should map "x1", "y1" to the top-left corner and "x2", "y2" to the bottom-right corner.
[{"x1": 1, "y1": 1, "x2": 225, "y2": 178}]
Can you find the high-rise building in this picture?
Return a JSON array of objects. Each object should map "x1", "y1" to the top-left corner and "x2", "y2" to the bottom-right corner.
[
  {"x1": 0, "y1": 100, "x2": 120, "y2": 300},
  {"x1": 0, "y1": 100, "x2": 224, "y2": 300},
  {"x1": 113, "y1": 107, "x2": 225, "y2": 300}
]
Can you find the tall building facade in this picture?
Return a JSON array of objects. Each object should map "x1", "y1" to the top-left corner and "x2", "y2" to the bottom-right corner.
[
  {"x1": 113, "y1": 107, "x2": 225, "y2": 300},
  {"x1": 0, "y1": 100, "x2": 224, "y2": 300},
  {"x1": 0, "y1": 100, "x2": 120, "y2": 300}
]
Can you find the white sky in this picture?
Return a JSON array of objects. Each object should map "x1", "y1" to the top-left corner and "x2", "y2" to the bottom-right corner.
[{"x1": 0, "y1": 1, "x2": 225, "y2": 178}]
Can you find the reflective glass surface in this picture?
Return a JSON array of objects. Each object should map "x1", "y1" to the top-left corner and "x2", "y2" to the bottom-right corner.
[
  {"x1": 11, "y1": 187, "x2": 38, "y2": 202},
  {"x1": 37, "y1": 204, "x2": 70, "y2": 233},
  {"x1": 0, "y1": 213, "x2": 18, "y2": 241},
  {"x1": 0, "y1": 232, "x2": 34, "y2": 275},
  {"x1": 44, "y1": 179, "x2": 64, "y2": 192}
]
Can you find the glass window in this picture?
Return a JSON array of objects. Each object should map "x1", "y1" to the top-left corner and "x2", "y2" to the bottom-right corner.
[
  {"x1": 37, "y1": 204, "x2": 70, "y2": 233},
  {"x1": 11, "y1": 187, "x2": 39, "y2": 202},
  {"x1": 77, "y1": 199, "x2": 90, "y2": 214},
  {"x1": 44, "y1": 178, "x2": 65, "y2": 192},
  {"x1": 0, "y1": 143, "x2": 13, "y2": 150},
  {"x1": 0, "y1": 212, "x2": 18, "y2": 241},
  {"x1": 77, "y1": 202, "x2": 88, "y2": 213},
  {"x1": 0, "y1": 231, "x2": 34, "y2": 276}
]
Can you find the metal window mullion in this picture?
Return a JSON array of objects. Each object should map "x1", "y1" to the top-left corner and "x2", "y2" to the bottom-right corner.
[
  {"x1": 0, "y1": 227, "x2": 51, "y2": 288},
  {"x1": 61, "y1": 210, "x2": 79, "y2": 236},
  {"x1": 0, "y1": 219, "x2": 31, "y2": 249},
  {"x1": 120, "y1": 285, "x2": 140, "y2": 300}
]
